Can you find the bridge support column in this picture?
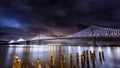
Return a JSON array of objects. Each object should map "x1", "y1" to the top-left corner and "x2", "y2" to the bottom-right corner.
[
  {"x1": 26, "y1": 40, "x2": 30, "y2": 45},
  {"x1": 93, "y1": 37, "x2": 96, "y2": 46},
  {"x1": 38, "y1": 40, "x2": 41, "y2": 45},
  {"x1": 91, "y1": 28, "x2": 96, "y2": 46}
]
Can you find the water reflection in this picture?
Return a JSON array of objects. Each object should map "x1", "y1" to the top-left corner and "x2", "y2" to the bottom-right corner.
[
  {"x1": 1, "y1": 45, "x2": 120, "y2": 68},
  {"x1": 106, "y1": 47, "x2": 112, "y2": 58},
  {"x1": 77, "y1": 46, "x2": 81, "y2": 54},
  {"x1": 68, "y1": 46, "x2": 71, "y2": 54},
  {"x1": 98, "y1": 47, "x2": 102, "y2": 52},
  {"x1": 116, "y1": 47, "x2": 120, "y2": 57},
  {"x1": 90, "y1": 46, "x2": 94, "y2": 53}
]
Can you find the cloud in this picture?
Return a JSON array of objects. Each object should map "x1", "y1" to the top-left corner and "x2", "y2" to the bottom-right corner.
[{"x1": 0, "y1": 0, "x2": 120, "y2": 40}]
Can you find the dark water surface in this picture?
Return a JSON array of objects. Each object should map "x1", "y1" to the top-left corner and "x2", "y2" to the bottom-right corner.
[{"x1": 0, "y1": 44, "x2": 120, "y2": 68}]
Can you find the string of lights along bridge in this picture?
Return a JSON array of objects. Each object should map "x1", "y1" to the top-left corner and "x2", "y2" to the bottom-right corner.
[{"x1": 9, "y1": 26, "x2": 120, "y2": 43}]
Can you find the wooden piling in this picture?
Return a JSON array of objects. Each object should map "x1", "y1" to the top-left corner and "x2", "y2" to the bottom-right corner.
[
  {"x1": 37, "y1": 57, "x2": 41, "y2": 68},
  {"x1": 31, "y1": 62, "x2": 34, "y2": 68},
  {"x1": 51, "y1": 56, "x2": 55, "y2": 68},
  {"x1": 70, "y1": 53, "x2": 73, "y2": 68},
  {"x1": 81, "y1": 54, "x2": 85, "y2": 68},
  {"x1": 45, "y1": 64, "x2": 49, "y2": 68},
  {"x1": 101, "y1": 51, "x2": 105, "y2": 61},
  {"x1": 99, "y1": 52, "x2": 102, "y2": 63},
  {"x1": 12, "y1": 56, "x2": 19, "y2": 68},
  {"x1": 76, "y1": 53, "x2": 79, "y2": 68}
]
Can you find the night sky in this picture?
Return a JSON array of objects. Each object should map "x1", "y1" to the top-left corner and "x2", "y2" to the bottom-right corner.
[{"x1": 0, "y1": 0, "x2": 120, "y2": 41}]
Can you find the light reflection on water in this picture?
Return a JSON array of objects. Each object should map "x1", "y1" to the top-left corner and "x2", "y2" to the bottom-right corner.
[
  {"x1": 1, "y1": 44, "x2": 120, "y2": 68},
  {"x1": 106, "y1": 47, "x2": 112, "y2": 58},
  {"x1": 98, "y1": 46, "x2": 102, "y2": 52},
  {"x1": 90, "y1": 46, "x2": 94, "y2": 53}
]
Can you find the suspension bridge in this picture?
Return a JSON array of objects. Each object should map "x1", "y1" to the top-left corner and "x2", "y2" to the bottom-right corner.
[{"x1": 9, "y1": 26, "x2": 120, "y2": 45}]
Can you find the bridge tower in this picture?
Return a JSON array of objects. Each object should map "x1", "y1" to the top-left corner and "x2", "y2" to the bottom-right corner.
[
  {"x1": 91, "y1": 26, "x2": 96, "y2": 45},
  {"x1": 38, "y1": 34, "x2": 41, "y2": 45}
]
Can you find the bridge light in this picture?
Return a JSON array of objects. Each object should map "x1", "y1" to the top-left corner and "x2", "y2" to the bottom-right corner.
[
  {"x1": 9, "y1": 40, "x2": 15, "y2": 43},
  {"x1": 17, "y1": 38, "x2": 25, "y2": 42}
]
